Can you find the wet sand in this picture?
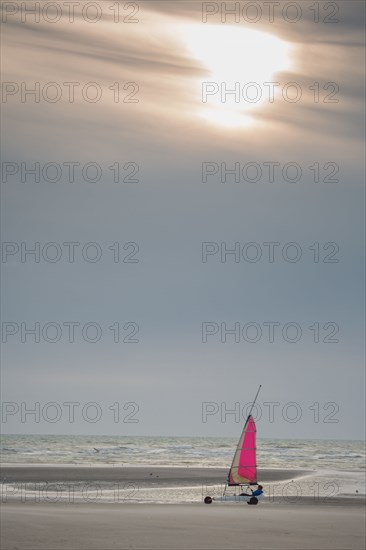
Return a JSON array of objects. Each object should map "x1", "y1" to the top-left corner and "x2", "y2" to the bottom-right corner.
[
  {"x1": 0, "y1": 464, "x2": 310, "y2": 485},
  {"x1": 1, "y1": 466, "x2": 365, "y2": 549}
]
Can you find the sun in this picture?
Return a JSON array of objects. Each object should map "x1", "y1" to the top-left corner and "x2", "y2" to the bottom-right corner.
[{"x1": 182, "y1": 25, "x2": 292, "y2": 128}]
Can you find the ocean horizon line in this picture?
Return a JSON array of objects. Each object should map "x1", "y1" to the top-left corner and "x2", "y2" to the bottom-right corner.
[{"x1": 2, "y1": 433, "x2": 365, "y2": 443}]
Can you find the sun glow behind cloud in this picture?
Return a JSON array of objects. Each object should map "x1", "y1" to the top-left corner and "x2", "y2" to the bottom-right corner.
[{"x1": 182, "y1": 25, "x2": 292, "y2": 128}]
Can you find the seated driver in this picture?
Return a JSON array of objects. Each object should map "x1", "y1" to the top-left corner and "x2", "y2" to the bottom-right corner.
[{"x1": 240, "y1": 484, "x2": 263, "y2": 497}]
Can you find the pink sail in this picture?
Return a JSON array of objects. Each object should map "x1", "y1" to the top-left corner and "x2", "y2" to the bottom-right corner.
[{"x1": 228, "y1": 415, "x2": 257, "y2": 485}]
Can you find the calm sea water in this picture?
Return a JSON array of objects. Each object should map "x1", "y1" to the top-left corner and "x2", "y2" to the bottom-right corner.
[{"x1": 1, "y1": 434, "x2": 365, "y2": 471}]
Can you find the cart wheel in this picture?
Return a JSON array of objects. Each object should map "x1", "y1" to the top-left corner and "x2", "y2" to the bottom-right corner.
[{"x1": 204, "y1": 496, "x2": 213, "y2": 504}]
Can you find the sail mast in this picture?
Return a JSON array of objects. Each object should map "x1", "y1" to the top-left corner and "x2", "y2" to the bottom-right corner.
[{"x1": 246, "y1": 384, "x2": 262, "y2": 421}]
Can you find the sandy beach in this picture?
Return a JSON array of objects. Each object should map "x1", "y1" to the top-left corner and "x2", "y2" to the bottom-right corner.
[
  {"x1": 2, "y1": 500, "x2": 365, "y2": 550},
  {"x1": 1, "y1": 466, "x2": 365, "y2": 550}
]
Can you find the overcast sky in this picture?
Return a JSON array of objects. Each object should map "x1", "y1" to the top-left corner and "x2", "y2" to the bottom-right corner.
[{"x1": 1, "y1": 1, "x2": 365, "y2": 439}]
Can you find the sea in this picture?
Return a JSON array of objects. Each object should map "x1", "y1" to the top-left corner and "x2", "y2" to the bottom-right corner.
[
  {"x1": 1, "y1": 435, "x2": 365, "y2": 504},
  {"x1": 1, "y1": 434, "x2": 365, "y2": 470}
]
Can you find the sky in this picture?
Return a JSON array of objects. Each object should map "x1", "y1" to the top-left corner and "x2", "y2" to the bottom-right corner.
[{"x1": 1, "y1": 1, "x2": 365, "y2": 440}]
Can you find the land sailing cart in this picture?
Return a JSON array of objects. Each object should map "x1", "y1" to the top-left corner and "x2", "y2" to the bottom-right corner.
[{"x1": 204, "y1": 385, "x2": 262, "y2": 505}]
